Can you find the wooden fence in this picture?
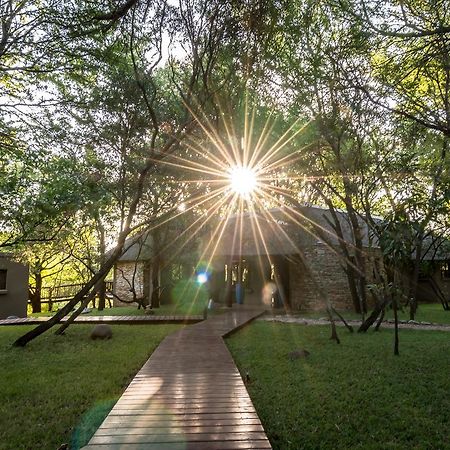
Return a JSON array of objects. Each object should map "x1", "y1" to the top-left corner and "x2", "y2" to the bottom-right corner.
[{"x1": 29, "y1": 281, "x2": 113, "y2": 305}]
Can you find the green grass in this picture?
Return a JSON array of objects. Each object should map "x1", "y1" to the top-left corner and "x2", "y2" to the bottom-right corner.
[
  {"x1": 227, "y1": 322, "x2": 450, "y2": 450},
  {"x1": 290, "y1": 303, "x2": 450, "y2": 325},
  {"x1": 0, "y1": 324, "x2": 180, "y2": 450}
]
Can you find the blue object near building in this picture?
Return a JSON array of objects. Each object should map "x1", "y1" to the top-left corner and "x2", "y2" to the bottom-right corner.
[{"x1": 235, "y1": 283, "x2": 245, "y2": 304}]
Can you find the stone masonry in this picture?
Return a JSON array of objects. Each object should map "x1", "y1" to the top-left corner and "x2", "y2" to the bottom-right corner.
[{"x1": 113, "y1": 262, "x2": 145, "y2": 306}]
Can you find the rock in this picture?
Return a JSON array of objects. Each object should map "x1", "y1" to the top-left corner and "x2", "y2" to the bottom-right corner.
[
  {"x1": 90, "y1": 324, "x2": 112, "y2": 340},
  {"x1": 81, "y1": 307, "x2": 92, "y2": 314},
  {"x1": 6, "y1": 315, "x2": 19, "y2": 319},
  {"x1": 288, "y1": 349, "x2": 310, "y2": 360}
]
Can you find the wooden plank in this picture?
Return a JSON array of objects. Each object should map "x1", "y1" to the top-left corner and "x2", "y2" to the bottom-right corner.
[
  {"x1": 82, "y1": 308, "x2": 271, "y2": 450},
  {"x1": 83, "y1": 442, "x2": 272, "y2": 450},
  {"x1": 89, "y1": 432, "x2": 269, "y2": 444}
]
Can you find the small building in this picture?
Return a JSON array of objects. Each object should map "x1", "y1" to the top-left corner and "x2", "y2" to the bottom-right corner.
[
  {"x1": 113, "y1": 232, "x2": 197, "y2": 306},
  {"x1": 0, "y1": 254, "x2": 29, "y2": 319},
  {"x1": 113, "y1": 206, "x2": 380, "y2": 311},
  {"x1": 112, "y1": 205, "x2": 449, "y2": 311},
  {"x1": 417, "y1": 240, "x2": 450, "y2": 308},
  {"x1": 209, "y1": 206, "x2": 380, "y2": 311}
]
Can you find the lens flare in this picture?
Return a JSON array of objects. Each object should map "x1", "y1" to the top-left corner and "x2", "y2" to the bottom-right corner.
[
  {"x1": 229, "y1": 165, "x2": 257, "y2": 197},
  {"x1": 196, "y1": 272, "x2": 208, "y2": 284}
]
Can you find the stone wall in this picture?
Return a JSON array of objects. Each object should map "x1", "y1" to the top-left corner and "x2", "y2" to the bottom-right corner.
[
  {"x1": 113, "y1": 262, "x2": 145, "y2": 306},
  {"x1": 417, "y1": 265, "x2": 450, "y2": 304},
  {"x1": 289, "y1": 245, "x2": 381, "y2": 311}
]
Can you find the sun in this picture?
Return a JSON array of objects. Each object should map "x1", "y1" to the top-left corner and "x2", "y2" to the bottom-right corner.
[{"x1": 229, "y1": 165, "x2": 257, "y2": 197}]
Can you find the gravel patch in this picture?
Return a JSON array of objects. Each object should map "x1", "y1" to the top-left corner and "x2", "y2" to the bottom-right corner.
[{"x1": 259, "y1": 315, "x2": 450, "y2": 331}]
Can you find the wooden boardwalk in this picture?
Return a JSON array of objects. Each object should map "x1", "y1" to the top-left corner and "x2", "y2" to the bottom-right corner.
[
  {"x1": 0, "y1": 315, "x2": 202, "y2": 326},
  {"x1": 82, "y1": 307, "x2": 272, "y2": 450}
]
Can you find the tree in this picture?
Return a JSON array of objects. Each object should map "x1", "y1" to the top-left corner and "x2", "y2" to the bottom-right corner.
[{"x1": 13, "y1": 0, "x2": 239, "y2": 346}]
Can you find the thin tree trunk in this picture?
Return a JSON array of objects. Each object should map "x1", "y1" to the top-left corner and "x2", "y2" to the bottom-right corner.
[
  {"x1": 55, "y1": 285, "x2": 99, "y2": 335},
  {"x1": 331, "y1": 307, "x2": 354, "y2": 332},
  {"x1": 225, "y1": 261, "x2": 233, "y2": 307},
  {"x1": 150, "y1": 256, "x2": 161, "y2": 308},
  {"x1": 327, "y1": 307, "x2": 340, "y2": 344},
  {"x1": 393, "y1": 297, "x2": 400, "y2": 356},
  {"x1": 31, "y1": 272, "x2": 42, "y2": 314},
  {"x1": 358, "y1": 298, "x2": 390, "y2": 332},
  {"x1": 97, "y1": 221, "x2": 107, "y2": 311},
  {"x1": 409, "y1": 235, "x2": 423, "y2": 320},
  {"x1": 374, "y1": 308, "x2": 384, "y2": 331}
]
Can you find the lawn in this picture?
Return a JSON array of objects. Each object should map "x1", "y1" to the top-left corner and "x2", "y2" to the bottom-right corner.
[
  {"x1": 0, "y1": 324, "x2": 180, "y2": 450},
  {"x1": 290, "y1": 303, "x2": 450, "y2": 325},
  {"x1": 227, "y1": 322, "x2": 450, "y2": 450}
]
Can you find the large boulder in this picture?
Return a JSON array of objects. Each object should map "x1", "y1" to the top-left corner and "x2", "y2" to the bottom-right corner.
[{"x1": 90, "y1": 324, "x2": 112, "y2": 340}]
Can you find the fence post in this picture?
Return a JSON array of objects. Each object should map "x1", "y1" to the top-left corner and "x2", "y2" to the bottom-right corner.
[{"x1": 48, "y1": 287, "x2": 53, "y2": 312}]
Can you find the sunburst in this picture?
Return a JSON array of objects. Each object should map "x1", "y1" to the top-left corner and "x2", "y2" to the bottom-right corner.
[{"x1": 138, "y1": 95, "x2": 367, "y2": 314}]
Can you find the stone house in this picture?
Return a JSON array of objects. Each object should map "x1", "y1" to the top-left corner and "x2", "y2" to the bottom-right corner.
[
  {"x1": 113, "y1": 205, "x2": 381, "y2": 311},
  {"x1": 417, "y1": 240, "x2": 450, "y2": 308},
  {"x1": 0, "y1": 253, "x2": 29, "y2": 319},
  {"x1": 209, "y1": 206, "x2": 380, "y2": 311},
  {"x1": 113, "y1": 205, "x2": 449, "y2": 311},
  {"x1": 113, "y1": 229, "x2": 198, "y2": 306}
]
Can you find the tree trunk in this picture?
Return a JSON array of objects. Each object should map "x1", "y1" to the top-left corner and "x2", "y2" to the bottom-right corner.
[
  {"x1": 374, "y1": 308, "x2": 384, "y2": 331},
  {"x1": 393, "y1": 296, "x2": 400, "y2": 356},
  {"x1": 331, "y1": 307, "x2": 354, "y2": 333},
  {"x1": 97, "y1": 220, "x2": 107, "y2": 311},
  {"x1": 345, "y1": 260, "x2": 363, "y2": 314},
  {"x1": 225, "y1": 261, "x2": 233, "y2": 307},
  {"x1": 150, "y1": 256, "x2": 161, "y2": 308},
  {"x1": 409, "y1": 235, "x2": 423, "y2": 320},
  {"x1": 97, "y1": 282, "x2": 106, "y2": 311},
  {"x1": 358, "y1": 297, "x2": 390, "y2": 332},
  {"x1": 31, "y1": 272, "x2": 42, "y2": 314},
  {"x1": 327, "y1": 307, "x2": 340, "y2": 344}
]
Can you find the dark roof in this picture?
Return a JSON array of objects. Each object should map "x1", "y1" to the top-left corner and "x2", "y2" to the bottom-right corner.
[
  {"x1": 211, "y1": 205, "x2": 378, "y2": 257},
  {"x1": 118, "y1": 205, "x2": 450, "y2": 262},
  {"x1": 421, "y1": 236, "x2": 450, "y2": 261},
  {"x1": 119, "y1": 233, "x2": 154, "y2": 262}
]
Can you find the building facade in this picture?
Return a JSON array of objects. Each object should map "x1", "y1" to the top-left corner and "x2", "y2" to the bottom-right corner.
[
  {"x1": 0, "y1": 254, "x2": 29, "y2": 319},
  {"x1": 113, "y1": 206, "x2": 382, "y2": 311}
]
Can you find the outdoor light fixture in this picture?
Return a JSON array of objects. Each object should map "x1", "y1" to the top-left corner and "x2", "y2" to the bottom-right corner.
[
  {"x1": 229, "y1": 165, "x2": 257, "y2": 197},
  {"x1": 196, "y1": 272, "x2": 208, "y2": 284}
]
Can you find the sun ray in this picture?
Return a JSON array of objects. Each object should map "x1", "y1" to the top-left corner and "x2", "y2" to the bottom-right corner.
[
  {"x1": 255, "y1": 119, "x2": 311, "y2": 171},
  {"x1": 253, "y1": 185, "x2": 365, "y2": 275},
  {"x1": 247, "y1": 110, "x2": 276, "y2": 169},
  {"x1": 160, "y1": 190, "x2": 234, "y2": 267},
  {"x1": 149, "y1": 154, "x2": 226, "y2": 178},
  {"x1": 135, "y1": 185, "x2": 229, "y2": 236}
]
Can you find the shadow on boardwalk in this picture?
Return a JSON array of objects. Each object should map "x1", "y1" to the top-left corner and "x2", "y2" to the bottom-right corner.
[{"x1": 82, "y1": 306, "x2": 272, "y2": 450}]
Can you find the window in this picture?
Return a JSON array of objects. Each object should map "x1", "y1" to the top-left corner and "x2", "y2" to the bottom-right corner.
[
  {"x1": 0, "y1": 269, "x2": 6, "y2": 291},
  {"x1": 170, "y1": 264, "x2": 184, "y2": 282},
  {"x1": 441, "y1": 261, "x2": 450, "y2": 280}
]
